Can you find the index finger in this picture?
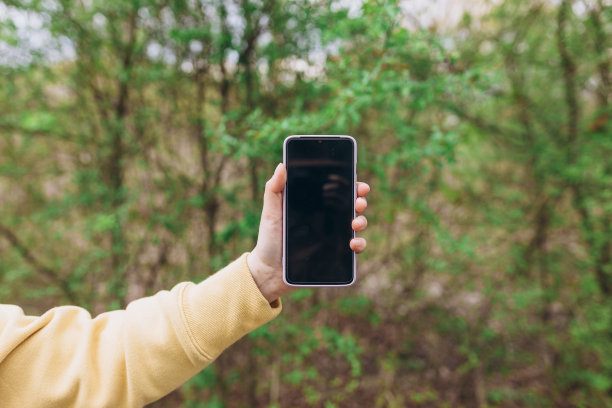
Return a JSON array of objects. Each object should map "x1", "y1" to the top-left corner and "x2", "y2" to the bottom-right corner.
[{"x1": 357, "y1": 182, "x2": 370, "y2": 197}]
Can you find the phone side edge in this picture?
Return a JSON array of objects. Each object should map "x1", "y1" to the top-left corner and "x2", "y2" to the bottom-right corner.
[
  {"x1": 350, "y1": 135, "x2": 357, "y2": 286},
  {"x1": 282, "y1": 136, "x2": 291, "y2": 286}
]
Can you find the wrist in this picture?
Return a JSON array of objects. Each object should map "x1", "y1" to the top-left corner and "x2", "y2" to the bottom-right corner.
[{"x1": 246, "y1": 252, "x2": 285, "y2": 303}]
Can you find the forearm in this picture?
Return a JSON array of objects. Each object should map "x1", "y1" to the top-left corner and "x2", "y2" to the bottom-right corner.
[{"x1": 0, "y1": 253, "x2": 281, "y2": 408}]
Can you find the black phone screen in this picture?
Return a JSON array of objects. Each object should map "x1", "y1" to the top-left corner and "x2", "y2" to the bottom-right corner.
[{"x1": 284, "y1": 137, "x2": 355, "y2": 285}]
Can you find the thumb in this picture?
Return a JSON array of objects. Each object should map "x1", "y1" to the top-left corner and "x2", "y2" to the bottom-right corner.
[
  {"x1": 261, "y1": 163, "x2": 286, "y2": 218},
  {"x1": 265, "y1": 163, "x2": 286, "y2": 195}
]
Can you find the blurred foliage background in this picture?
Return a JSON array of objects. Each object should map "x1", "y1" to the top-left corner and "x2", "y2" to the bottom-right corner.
[{"x1": 1, "y1": 0, "x2": 611, "y2": 406}]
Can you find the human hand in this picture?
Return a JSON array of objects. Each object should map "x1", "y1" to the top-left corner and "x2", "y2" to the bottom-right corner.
[{"x1": 247, "y1": 163, "x2": 370, "y2": 303}]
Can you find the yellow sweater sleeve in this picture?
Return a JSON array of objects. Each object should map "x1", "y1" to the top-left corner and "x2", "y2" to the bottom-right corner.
[{"x1": 0, "y1": 253, "x2": 281, "y2": 407}]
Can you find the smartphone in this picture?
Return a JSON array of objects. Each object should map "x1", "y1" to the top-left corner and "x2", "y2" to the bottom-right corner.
[{"x1": 283, "y1": 135, "x2": 357, "y2": 286}]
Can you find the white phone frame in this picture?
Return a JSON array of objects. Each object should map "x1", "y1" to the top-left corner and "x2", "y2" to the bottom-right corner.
[{"x1": 282, "y1": 135, "x2": 357, "y2": 287}]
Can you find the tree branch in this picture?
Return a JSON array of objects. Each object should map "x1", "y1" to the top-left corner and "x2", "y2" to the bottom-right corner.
[
  {"x1": 589, "y1": 1, "x2": 611, "y2": 108},
  {"x1": 557, "y1": 0, "x2": 610, "y2": 295},
  {"x1": 557, "y1": 0, "x2": 579, "y2": 153},
  {"x1": 0, "y1": 223, "x2": 77, "y2": 302}
]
